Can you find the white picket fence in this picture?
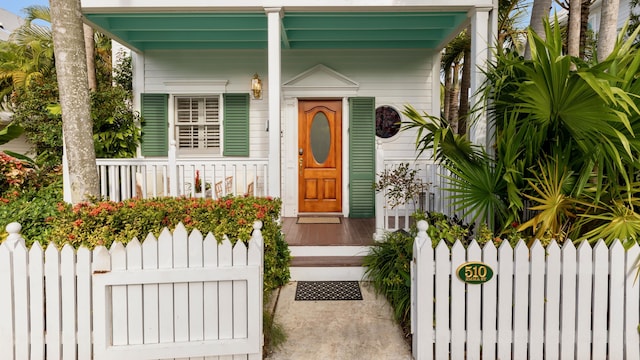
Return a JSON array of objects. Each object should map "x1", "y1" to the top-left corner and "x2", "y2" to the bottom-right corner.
[
  {"x1": 0, "y1": 221, "x2": 264, "y2": 360},
  {"x1": 411, "y1": 220, "x2": 640, "y2": 360}
]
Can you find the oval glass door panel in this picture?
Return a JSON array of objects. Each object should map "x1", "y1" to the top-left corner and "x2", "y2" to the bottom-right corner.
[{"x1": 310, "y1": 112, "x2": 331, "y2": 164}]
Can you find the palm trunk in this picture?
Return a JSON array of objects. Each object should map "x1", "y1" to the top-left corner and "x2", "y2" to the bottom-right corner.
[
  {"x1": 84, "y1": 23, "x2": 97, "y2": 91},
  {"x1": 579, "y1": 0, "x2": 592, "y2": 58},
  {"x1": 443, "y1": 67, "x2": 452, "y2": 122},
  {"x1": 525, "y1": 0, "x2": 553, "y2": 59},
  {"x1": 449, "y1": 63, "x2": 460, "y2": 133},
  {"x1": 597, "y1": 0, "x2": 620, "y2": 62},
  {"x1": 568, "y1": 0, "x2": 582, "y2": 57},
  {"x1": 458, "y1": 28, "x2": 471, "y2": 136},
  {"x1": 51, "y1": 0, "x2": 100, "y2": 203}
]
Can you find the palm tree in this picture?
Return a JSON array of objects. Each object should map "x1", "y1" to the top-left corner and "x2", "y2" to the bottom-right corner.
[
  {"x1": 525, "y1": 0, "x2": 552, "y2": 59},
  {"x1": 50, "y1": 0, "x2": 99, "y2": 202},
  {"x1": 597, "y1": 0, "x2": 620, "y2": 61},
  {"x1": 405, "y1": 21, "x2": 640, "y2": 244}
]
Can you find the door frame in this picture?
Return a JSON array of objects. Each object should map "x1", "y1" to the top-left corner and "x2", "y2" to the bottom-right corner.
[
  {"x1": 281, "y1": 97, "x2": 351, "y2": 217},
  {"x1": 297, "y1": 99, "x2": 343, "y2": 213}
]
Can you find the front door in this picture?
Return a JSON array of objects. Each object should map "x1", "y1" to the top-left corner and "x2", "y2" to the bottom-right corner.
[{"x1": 298, "y1": 100, "x2": 342, "y2": 213}]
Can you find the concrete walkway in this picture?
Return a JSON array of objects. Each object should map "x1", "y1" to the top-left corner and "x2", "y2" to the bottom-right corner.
[{"x1": 265, "y1": 281, "x2": 412, "y2": 360}]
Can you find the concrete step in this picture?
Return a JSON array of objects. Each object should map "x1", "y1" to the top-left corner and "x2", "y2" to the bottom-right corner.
[{"x1": 288, "y1": 246, "x2": 372, "y2": 281}]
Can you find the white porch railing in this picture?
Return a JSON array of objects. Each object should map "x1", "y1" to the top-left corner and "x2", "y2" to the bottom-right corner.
[
  {"x1": 94, "y1": 144, "x2": 269, "y2": 201},
  {"x1": 375, "y1": 144, "x2": 458, "y2": 235}
]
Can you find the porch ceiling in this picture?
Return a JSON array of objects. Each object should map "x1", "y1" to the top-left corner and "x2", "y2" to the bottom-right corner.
[{"x1": 84, "y1": 11, "x2": 468, "y2": 51}]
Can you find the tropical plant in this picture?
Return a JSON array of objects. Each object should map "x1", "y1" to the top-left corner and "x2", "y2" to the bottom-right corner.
[
  {"x1": 374, "y1": 163, "x2": 427, "y2": 209},
  {"x1": 404, "y1": 20, "x2": 640, "y2": 244}
]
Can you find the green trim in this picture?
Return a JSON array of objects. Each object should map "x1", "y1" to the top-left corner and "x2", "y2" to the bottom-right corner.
[
  {"x1": 223, "y1": 93, "x2": 250, "y2": 157},
  {"x1": 140, "y1": 93, "x2": 168, "y2": 156},
  {"x1": 349, "y1": 97, "x2": 376, "y2": 218},
  {"x1": 84, "y1": 11, "x2": 467, "y2": 51}
]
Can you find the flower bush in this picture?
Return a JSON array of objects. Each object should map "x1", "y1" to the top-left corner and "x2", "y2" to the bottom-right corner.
[
  {"x1": 31, "y1": 195, "x2": 290, "y2": 293},
  {"x1": 0, "y1": 152, "x2": 38, "y2": 194}
]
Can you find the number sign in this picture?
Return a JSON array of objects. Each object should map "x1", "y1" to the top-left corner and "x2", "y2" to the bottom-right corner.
[{"x1": 456, "y1": 262, "x2": 494, "y2": 284}]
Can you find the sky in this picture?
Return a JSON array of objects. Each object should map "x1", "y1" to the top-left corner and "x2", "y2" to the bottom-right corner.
[{"x1": 1, "y1": 0, "x2": 50, "y2": 17}]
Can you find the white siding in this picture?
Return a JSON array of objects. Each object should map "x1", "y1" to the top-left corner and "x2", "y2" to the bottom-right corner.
[{"x1": 143, "y1": 48, "x2": 435, "y2": 215}]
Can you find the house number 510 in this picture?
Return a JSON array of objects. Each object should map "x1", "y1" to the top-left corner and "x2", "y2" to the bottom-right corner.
[{"x1": 456, "y1": 262, "x2": 494, "y2": 284}]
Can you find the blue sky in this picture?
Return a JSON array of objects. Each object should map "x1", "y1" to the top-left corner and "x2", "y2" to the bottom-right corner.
[{"x1": 2, "y1": 0, "x2": 50, "y2": 17}]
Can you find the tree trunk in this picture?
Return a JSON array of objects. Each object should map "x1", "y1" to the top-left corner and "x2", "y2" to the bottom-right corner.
[
  {"x1": 83, "y1": 23, "x2": 97, "y2": 91},
  {"x1": 50, "y1": 0, "x2": 100, "y2": 203},
  {"x1": 443, "y1": 66, "x2": 452, "y2": 122},
  {"x1": 525, "y1": 0, "x2": 553, "y2": 59},
  {"x1": 458, "y1": 27, "x2": 471, "y2": 135},
  {"x1": 568, "y1": 0, "x2": 582, "y2": 57},
  {"x1": 579, "y1": 0, "x2": 592, "y2": 58},
  {"x1": 597, "y1": 0, "x2": 620, "y2": 62},
  {"x1": 449, "y1": 63, "x2": 460, "y2": 133}
]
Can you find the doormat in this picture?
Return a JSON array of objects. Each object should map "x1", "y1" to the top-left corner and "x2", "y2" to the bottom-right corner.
[
  {"x1": 295, "y1": 281, "x2": 362, "y2": 301},
  {"x1": 296, "y1": 216, "x2": 341, "y2": 224}
]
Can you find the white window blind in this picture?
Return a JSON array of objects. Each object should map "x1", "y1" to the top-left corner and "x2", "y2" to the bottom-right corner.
[{"x1": 175, "y1": 96, "x2": 220, "y2": 151}]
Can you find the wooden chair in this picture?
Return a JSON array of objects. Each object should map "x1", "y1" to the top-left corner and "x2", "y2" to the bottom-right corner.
[
  {"x1": 247, "y1": 182, "x2": 254, "y2": 196},
  {"x1": 225, "y1": 176, "x2": 233, "y2": 195},
  {"x1": 215, "y1": 181, "x2": 223, "y2": 198}
]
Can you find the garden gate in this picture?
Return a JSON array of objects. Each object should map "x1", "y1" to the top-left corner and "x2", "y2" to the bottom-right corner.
[{"x1": 0, "y1": 221, "x2": 264, "y2": 360}]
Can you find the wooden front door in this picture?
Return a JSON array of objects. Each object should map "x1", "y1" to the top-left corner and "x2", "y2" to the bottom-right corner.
[{"x1": 298, "y1": 100, "x2": 342, "y2": 213}]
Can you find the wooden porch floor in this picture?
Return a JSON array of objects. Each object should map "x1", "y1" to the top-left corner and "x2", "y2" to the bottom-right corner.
[{"x1": 281, "y1": 217, "x2": 376, "y2": 246}]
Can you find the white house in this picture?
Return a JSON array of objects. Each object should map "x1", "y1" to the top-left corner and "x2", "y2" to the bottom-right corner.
[{"x1": 80, "y1": 0, "x2": 497, "y2": 233}]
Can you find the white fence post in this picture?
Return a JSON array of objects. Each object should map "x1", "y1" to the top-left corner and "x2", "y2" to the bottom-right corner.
[
  {"x1": 168, "y1": 141, "x2": 178, "y2": 196},
  {"x1": 411, "y1": 220, "x2": 433, "y2": 360},
  {"x1": 374, "y1": 140, "x2": 385, "y2": 240}
]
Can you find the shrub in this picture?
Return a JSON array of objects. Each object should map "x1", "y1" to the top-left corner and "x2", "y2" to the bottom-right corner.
[
  {"x1": 37, "y1": 196, "x2": 289, "y2": 293},
  {"x1": 363, "y1": 229, "x2": 413, "y2": 325}
]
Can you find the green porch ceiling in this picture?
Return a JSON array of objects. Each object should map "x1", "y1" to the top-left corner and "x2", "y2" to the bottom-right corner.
[{"x1": 84, "y1": 11, "x2": 468, "y2": 51}]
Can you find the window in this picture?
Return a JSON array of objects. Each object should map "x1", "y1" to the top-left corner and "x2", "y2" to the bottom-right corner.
[
  {"x1": 375, "y1": 105, "x2": 401, "y2": 139},
  {"x1": 175, "y1": 96, "x2": 220, "y2": 152}
]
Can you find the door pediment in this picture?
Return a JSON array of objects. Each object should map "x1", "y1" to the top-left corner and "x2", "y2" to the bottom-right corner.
[{"x1": 283, "y1": 64, "x2": 359, "y2": 97}]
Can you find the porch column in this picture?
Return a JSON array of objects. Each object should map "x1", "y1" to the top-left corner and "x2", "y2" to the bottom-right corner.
[
  {"x1": 468, "y1": 7, "x2": 497, "y2": 153},
  {"x1": 266, "y1": 7, "x2": 282, "y2": 198}
]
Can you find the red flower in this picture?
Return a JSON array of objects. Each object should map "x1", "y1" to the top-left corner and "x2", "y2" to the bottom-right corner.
[
  {"x1": 73, "y1": 219, "x2": 83, "y2": 227},
  {"x1": 511, "y1": 221, "x2": 519, "y2": 228}
]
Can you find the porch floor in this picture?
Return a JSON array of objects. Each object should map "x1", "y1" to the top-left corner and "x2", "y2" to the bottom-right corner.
[{"x1": 281, "y1": 217, "x2": 376, "y2": 246}]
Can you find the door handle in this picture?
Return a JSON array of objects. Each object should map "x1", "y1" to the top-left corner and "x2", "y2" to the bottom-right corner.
[{"x1": 299, "y1": 148, "x2": 304, "y2": 155}]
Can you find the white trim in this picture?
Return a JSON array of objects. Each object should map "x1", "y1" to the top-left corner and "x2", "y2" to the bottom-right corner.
[
  {"x1": 289, "y1": 267, "x2": 368, "y2": 282},
  {"x1": 289, "y1": 246, "x2": 371, "y2": 257},
  {"x1": 342, "y1": 97, "x2": 350, "y2": 217},
  {"x1": 162, "y1": 80, "x2": 228, "y2": 94},
  {"x1": 282, "y1": 64, "x2": 359, "y2": 98},
  {"x1": 267, "y1": 8, "x2": 282, "y2": 198}
]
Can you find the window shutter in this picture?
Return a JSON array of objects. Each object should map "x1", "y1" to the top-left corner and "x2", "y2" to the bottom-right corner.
[
  {"x1": 141, "y1": 93, "x2": 168, "y2": 156},
  {"x1": 223, "y1": 93, "x2": 250, "y2": 156},
  {"x1": 349, "y1": 97, "x2": 376, "y2": 218}
]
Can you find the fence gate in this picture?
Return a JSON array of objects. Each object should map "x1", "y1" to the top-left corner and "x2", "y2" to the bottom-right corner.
[
  {"x1": 0, "y1": 222, "x2": 263, "y2": 360},
  {"x1": 91, "y1": 223, "x2": 264, "y2": 360}
]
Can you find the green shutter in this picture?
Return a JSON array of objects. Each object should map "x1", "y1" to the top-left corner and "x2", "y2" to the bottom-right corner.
[
  {"x1": 140, "y1": 93, "x2": 168, "y2": 156},
  {"x1": 349, "y1": 97, "x2": 376, "y2": 218},
  {"x1": 223, "y1": 93, "x2": 250, "y2": 156}
]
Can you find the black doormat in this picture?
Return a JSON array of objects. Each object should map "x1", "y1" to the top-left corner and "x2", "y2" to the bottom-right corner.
[{"x1": 295, "y1": 281, "x2": 363, "y2": 301}]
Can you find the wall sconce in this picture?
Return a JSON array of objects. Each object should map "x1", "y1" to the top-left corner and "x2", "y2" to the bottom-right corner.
[{"x1": 251, "y1": 73, "x2": 262, "y2": 100}]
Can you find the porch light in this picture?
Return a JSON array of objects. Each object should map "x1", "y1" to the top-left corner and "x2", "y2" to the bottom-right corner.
[{"x1": 251, "y1": 73, "x2": 262, "y2": 99}]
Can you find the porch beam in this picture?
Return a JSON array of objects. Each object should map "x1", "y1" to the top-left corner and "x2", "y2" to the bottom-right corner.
[{"x1": 266, "y1": 7, "x2": 282, "y2": 198}]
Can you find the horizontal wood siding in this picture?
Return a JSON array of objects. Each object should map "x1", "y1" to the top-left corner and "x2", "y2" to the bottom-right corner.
[
  {"x1": 143, "y1": 49, "x2": 433, "y2": 162},
  {"x1": 144, "y1": 50, "x2": 269, "y2": 158}
]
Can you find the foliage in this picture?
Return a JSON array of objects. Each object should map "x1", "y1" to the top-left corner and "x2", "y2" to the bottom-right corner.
[
  {"x1": 419, "y1": 211, "x2": 475, "y2": 247},
  {"x1": 0, "y1": 151, "x2": 39, "y2": 194},
  {"x1": 11, "y1": 82, "x2": 62, "y2": 166},
  {"x1": 363, "y1": 230, "x2": 414, "y2": 325},
  {"x1": 113, "y1": 50, "x2": 132, "y2": 92},
  {"x1": 36, "y1": 196, "x2": 289, "y2": 292},
  {"x1": 405, "y1": 21, "x2": 640, "y2": 246},
  {"x1": 0, "y1": 163, "x2": 62, "y2": 242},
  {"x1": 374, "y1": 163, "x2": 428, "y2": 209},
  {"x1": 91, "y1": 86, "x2": 141, "y2": 158}
]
